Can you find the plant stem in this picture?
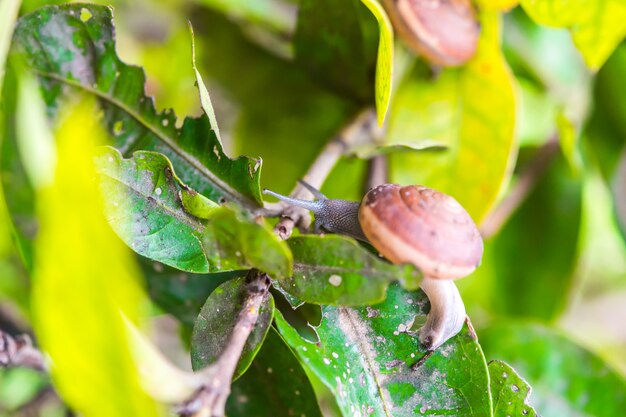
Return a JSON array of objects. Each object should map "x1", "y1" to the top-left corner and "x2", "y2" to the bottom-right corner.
[
  {"x1": 0, "y1": 331, "x2": 47, "y2": 372},
  {"x1": 480, "y1": 136, "x2": 560, "y2": 239},
  {"x1": 177, "y1": 270, "x2": 270, "y2": 417},
  {"x1": 266, "y1": 108, "x2": 377, "y2": 239},
  {"x1": 366, "y1": 154, "x2": 389, "y2": 191}
]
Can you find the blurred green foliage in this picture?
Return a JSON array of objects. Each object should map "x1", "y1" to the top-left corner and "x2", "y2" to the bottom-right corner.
[{"x1": 0, "y1": 0, "x2": 625, "y2": 416}]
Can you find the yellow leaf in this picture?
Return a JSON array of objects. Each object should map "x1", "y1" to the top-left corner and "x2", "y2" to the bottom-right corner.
[
  {"x1": 361, "y1": 0, "x2": 394, "y2": 125},
  {"x1": 31, "y1": 97, "x2": 163, "y2": 417},
  {"x1": 389, "y1": 12, "x2": 517, "y2": 223}
]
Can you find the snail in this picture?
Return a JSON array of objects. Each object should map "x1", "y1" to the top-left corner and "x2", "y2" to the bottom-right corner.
[
  {"x1": 263, "y1": 182, "x2": 483, "y2": 350},
  {"x1": 381, "y1": 0, "x2": 480, "y2": 66}
]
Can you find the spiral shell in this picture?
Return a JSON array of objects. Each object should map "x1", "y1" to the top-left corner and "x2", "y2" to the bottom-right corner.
[{"x1": 358, "y1": 184, "x2": 483, "y2": 279}]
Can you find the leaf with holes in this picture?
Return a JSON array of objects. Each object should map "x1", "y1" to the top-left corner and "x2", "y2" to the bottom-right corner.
[
  {"x1": 10, "y1": 3, "x2": 263, "y2": 211},
  {"x1": 96, "y1": 147, "x2": 291, "y2": 276},
  {"x1": 389, "y1": 12, "x2": 516, "y2": 223},
  {"x1": 191, "y1": 276, "x2": 274, "y2": 380},
  {"x1": 275, "y1": 283, "x2": 492, "y2": 417},
  {"x1": 281, "y1": 235, "x2": 421, "y2": 306},
  {"x1": 520, "y1": 0, "x2": 626, "y2": 69},
  {"x1": 489, "y1": 360, "x2": 538, "y2": 417}
]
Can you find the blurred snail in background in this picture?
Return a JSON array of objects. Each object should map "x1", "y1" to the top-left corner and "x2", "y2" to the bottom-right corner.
[
  {"x1": 382, "y1": 0, "x2": 480, "y2": 66},
  {"x1": 264, "y1": 182, "x2": 483, "y2": 350}
]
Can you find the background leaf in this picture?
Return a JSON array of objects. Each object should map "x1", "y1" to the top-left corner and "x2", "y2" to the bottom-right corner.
[
  {"x1": 276, "y1": 284, "x2": 493, "y2": 417},
  {"x1": 480, "y1": 322, "x2": 626, "y2": 417},
  {"x1": 282, "y1": 235, "x2": 421, "y2": 306},
  {"x1": 0, "y1": 0, "x2": 21, "y2": 89},
  {"x1": 461, "y1": 150, "x2": 582, "y2": 320},
  {"x1": 191, "y1": 276, "x2": 274, "y2": 380},
  {"x1": 520, "y1": 0, "x2": 626, "y2": 69},
  {"x1": 294, "y1": 0, "x2": 377, "y2": 102},
  {"x1": 389, "y1": 12, "x2": 517, "y2": 223}
]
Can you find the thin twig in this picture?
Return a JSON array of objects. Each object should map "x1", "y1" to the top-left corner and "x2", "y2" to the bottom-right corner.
[
  {"x1": 0, "y1": 331, "x2": 47, "y2": 372},
  {"x1": 366, "y1": 154, "x2": 388, "y2": 191},
  {"x1": 177, "y1": 270, "x2": 271, "y2": 417},
  {"x1": 480, "y1": 137, "x2": 560, "y2": 239},
  {"x1": 266, "y1": 108, "x2": 378, "y2": 240}
]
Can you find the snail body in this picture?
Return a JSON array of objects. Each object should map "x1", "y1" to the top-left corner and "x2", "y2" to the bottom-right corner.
[{"x1": 263, "y1": 182, "x2": 483, "y2": 350}]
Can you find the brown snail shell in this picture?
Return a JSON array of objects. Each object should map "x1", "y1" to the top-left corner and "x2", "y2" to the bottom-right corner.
[
  {"x1": 382, "y1": 0, "x2": 480, "y2": 66},
  {"x1": 358, "y1": 184, "x2": 483, "y2": 279}
]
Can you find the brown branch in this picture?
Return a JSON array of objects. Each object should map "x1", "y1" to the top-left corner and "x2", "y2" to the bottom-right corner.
[
  {"x1": 480, "y1": 137, "x2": 560, "y2": 239},
  {"x1": 176, "y1": 270, "x2": 271, "y2": 417},
  {"x1": 0, "y1": 331, "x2": 47, "y2": 372},
  {"x1": 266, "y1": 108, "x2": 378, "y2": 240}
]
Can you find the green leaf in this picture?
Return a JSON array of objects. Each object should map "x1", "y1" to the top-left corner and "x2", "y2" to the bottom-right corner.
[
  {"x1": 11, "y1": 4, "x2": 263, "y2": 209},
  {"x1": 191, "y1": 276, "x2": 274, "y2": 380},
  {"x1": 520, "y1": 0, "x2": 626, "y2": 69},
  {"x1": 276, "y1": 284, "x2": 493, "y2": 417},
  {"x1": 189, "y1": 23, "x2": 222, "y2": 145},
  {"x1": 360, "y1": 0, "x2": 394, "y2": 124},
  {"x1": 227, "y1": 328, "x2": 323, "y2": 417},
  {"x1": 95, "y1": 147, "x2": 292, "y2": 277},
  {"x1": 203, "y1": 208, "x2": 293, "y2": 277},
  {"x1": 489, "y1": 360, "x2": 538, "y2": 417},
  {"x1": 31, "y1": 100, "x2": 162, "y2": 417},
  {"x1": 480, "y1": 322, "x2": 626, "y2": 417},
  {"x1": 294, "y1": 0, "x2": 376, "y2": 101},
  {"x1": 282, "y1": 235, "x2": 421, "y2": 306},
  {"x1": 95, "y1": 146, "x2": 209, "y2": 272},
  {"x1": 389, "y1": 12, "x2": 516, "y2": 223}
]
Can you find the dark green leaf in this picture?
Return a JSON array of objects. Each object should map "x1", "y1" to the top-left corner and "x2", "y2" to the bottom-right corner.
[
  {"x1": 489, "y1": 360, "x2": 538, "y2": 417},
  {"x1": 480, "y1": 322, "x2": 626, "y2": 417},
  {"x1": 11, "y1": 3, "x2": 263, "y2": 210},
  {"x1": 276, "y1": 284, "x2": 493, "y2": 417},
  {"x1": 141, "y1": 255, "x2": 244, "y2": 328},
  {"x1": 282, "y1": 235, "x2": 421, "y2": 306},
  {"x1": 191, "y1": 276, "x2": 274, "y2": 380},
  {"x1": 227, "y1": 328, "x2": 323, "y2": 417},
  {"x1": 294, "y1": 0, "x2": 375, "y2": 101}
]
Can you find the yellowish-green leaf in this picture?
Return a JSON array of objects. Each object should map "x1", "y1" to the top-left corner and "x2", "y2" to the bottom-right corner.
[
  {"x1": 521, "y1": 0, "x2": 626, "y2": 69},
  {"x1": 31, "y1": 99, "x2": 162, "y2": 417},
  {"x1": 361, "y1": 0, "x2": 394, "y2": 125},
  {"x1": 555, "y1": 110, "x2": 582, "y2": 175},
  {"x1": 389, "y1": 12, "x2": 517, "y2": 223}
]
